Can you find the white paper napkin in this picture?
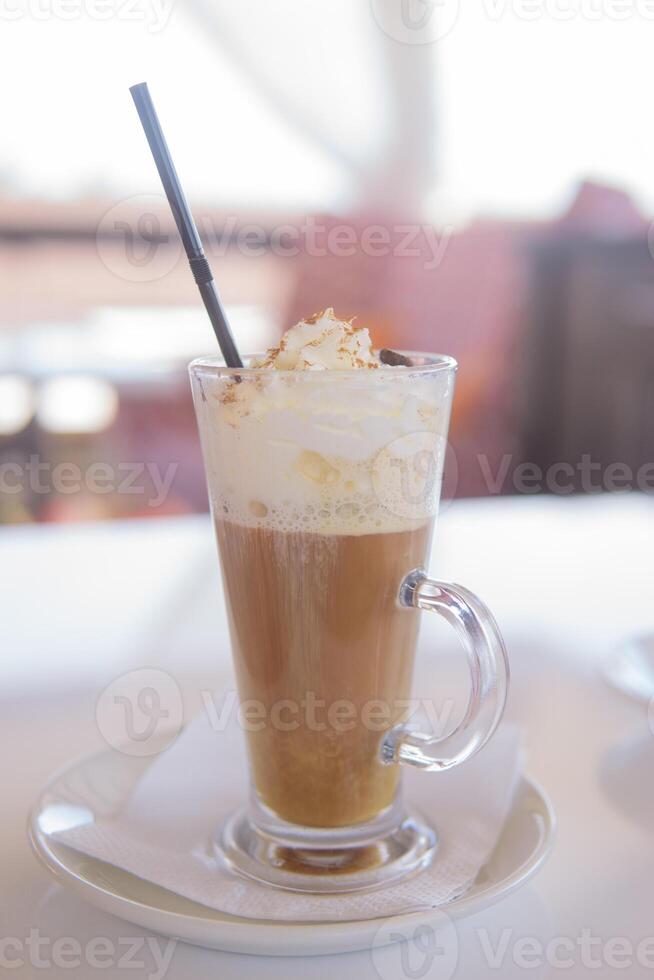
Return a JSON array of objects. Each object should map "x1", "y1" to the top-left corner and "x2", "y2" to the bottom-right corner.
[{"x1": 56, "y1": 708, "x2": 522, "y2": 922}]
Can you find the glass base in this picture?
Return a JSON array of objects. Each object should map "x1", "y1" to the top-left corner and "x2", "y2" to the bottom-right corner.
[{"x1": 214, "y1": 801, "x2": 438, "y2": 894}]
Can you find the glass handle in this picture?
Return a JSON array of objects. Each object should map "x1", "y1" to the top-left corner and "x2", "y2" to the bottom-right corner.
[{"x1": 381, "y1": 570, "x2": 510, "y2": 771}]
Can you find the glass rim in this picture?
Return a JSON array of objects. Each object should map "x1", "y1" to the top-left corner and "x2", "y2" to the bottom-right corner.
[{"x1": 189, "y1": 350, "x2": 458, "y2": 379}]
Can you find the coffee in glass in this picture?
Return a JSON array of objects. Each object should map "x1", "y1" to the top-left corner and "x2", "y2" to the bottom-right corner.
[{"x1": 190, "y1": 310, "x2": 509, "y2": 892}]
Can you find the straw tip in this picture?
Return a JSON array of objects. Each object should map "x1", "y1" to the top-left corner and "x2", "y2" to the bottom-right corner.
[{"x1": 129, "y1": 81, "x2": 148, "y2": 96}]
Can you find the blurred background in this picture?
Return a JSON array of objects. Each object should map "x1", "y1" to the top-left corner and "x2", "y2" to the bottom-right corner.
[{"x1": 2, "y1": 0, "x2": 654, "y2": 523}]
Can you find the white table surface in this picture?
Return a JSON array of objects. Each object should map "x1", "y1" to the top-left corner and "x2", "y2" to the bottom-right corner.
[{"x1": 3, "y1": 494, "x2": 654, "y2": 978}]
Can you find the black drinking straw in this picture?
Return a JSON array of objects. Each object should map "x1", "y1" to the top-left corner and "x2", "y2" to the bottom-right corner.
[{"x1": 129, "y1": 82, "x2": 243, "y2": 369}]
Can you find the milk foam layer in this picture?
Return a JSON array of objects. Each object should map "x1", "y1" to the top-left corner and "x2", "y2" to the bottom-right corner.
[{"x1": 191, "y1": 318, "x2": 455, "y2": 536}]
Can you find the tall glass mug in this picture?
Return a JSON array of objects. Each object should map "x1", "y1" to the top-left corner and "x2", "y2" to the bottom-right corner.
[{"x1": 189, "y1": 353, "x2": 509, "y2": 893}]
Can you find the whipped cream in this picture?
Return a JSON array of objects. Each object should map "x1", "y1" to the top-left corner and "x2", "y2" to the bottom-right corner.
[
  {"x1": 254, "y1": 309, "x2": 379, "y2": 372},
  {"x1": 191, "y1": 314, "x2": 455, "y2": 536}
]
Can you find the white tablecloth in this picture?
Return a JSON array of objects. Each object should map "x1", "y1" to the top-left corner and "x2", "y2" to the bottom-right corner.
[{"x1": 3, "y1": 494, "x2": 654, "y2": 978}]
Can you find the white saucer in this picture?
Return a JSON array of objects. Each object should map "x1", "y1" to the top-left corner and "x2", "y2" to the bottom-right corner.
[
  {"x1": 29, "y1": 739, "x2": 555, "y2": 957},
  {"x1": 603, "y1": 633, "x2": 654, "y2": 704}
]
